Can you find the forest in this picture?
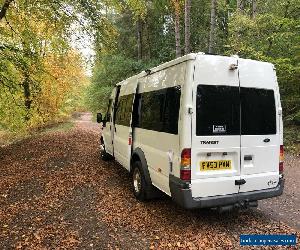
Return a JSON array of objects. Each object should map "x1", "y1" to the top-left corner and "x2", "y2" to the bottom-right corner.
[{"x1": 0, "y1": 0, "x2": 299, "y2": 146}]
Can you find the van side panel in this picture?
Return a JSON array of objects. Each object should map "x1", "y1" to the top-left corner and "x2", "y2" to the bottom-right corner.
[
  {"x1": 176, "y1": 60, "x2": 194, "y2": 179},
  {"x1": 132, "y1": 63, "x2": 186, "y2": 195},
  {"x1": 113, "y1": 79, "x2": 138, "y2": 170}
]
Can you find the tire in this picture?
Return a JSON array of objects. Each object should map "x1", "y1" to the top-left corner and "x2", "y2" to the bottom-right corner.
[
  {"x1": 132, "y1": 161, "x2": 149, "y2": 201},
  {"x1": 100, "y1": 140, "x2": 112, "y2": 161}
]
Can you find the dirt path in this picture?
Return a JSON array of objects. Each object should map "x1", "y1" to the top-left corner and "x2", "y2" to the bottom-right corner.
[{"x1": 0, "y1": 112, "x2": 299, "y2": 249}]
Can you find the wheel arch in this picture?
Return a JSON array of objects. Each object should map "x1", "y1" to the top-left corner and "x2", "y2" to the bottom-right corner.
[{"x1": 131, "y1": 147, "x2": 152, "y2": 185}]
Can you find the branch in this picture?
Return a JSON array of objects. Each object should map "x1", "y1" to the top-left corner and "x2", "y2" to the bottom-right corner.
[{"x1": 0, "y1": 0, "x2": 14, "y2": 21}]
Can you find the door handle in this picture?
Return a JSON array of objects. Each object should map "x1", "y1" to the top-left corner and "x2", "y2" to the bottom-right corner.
[
  {"x1": 244, "y1": 155, "x2": 252, "y2": 161},
  {"x1": 264, "y1": 138, "x2": 270, "y2": 143},
  {"x1": 235, "y1": 179, "x2": 246, "y2": 185}
]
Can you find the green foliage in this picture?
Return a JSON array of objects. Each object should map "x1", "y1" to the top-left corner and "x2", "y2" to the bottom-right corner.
[
  {"x1": 1, "y1": 0, "x2": 299, "y2": 140},
  {"x1": 0, "y1": 0, "x2": 89, "y2": 133},
  {"x1": 228, "y1": 6, "x2": 300, "y2": 123},
  {"x1": 85, "y1": 54, "x2": 158, "y2": 112}
]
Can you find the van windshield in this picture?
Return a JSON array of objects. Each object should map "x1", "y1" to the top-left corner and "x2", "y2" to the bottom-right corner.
[{"x1": 196, "y1": 85, "x2": 277, "y2": 136}]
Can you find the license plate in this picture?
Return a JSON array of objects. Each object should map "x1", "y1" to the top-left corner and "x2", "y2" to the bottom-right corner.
[{"x1": 200, "y1": 160, "x2": 232, "y2": 171}]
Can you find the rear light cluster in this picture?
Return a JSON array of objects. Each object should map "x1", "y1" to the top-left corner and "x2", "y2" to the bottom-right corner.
[
  {"x1": 279, "y1": 145, "x2": 284, "y2": 174},
  {"x1": 180, "y1": 148, "x2": 191, "y2": 181}
]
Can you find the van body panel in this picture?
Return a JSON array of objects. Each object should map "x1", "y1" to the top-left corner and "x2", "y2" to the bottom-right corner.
[
  {"x1": 191, "y1": 176, "x2": 240, "y2": 197},
  {"x1": 102, "y1": 88, "x2": 117, "y2": 156},
  {"x1": 131, "y1": 63, "x2": 185, "y2": 195},
  {"x1": 176, "y1": 60, "x2": 194, "y2": 178},
  {"x1": 113, "y1": 79, "x2": 138, "y2": 170},
  {"x1": 139, "y1": 62, "x2": 186, "y2": 93},
  {"x1": 191, "y1": 55, "x2": 241, "y2": 198},
  {"x1": 238, "y1": 59, "x2": 280, "y2": 193},
  {"x1": 133, "y1": 128, "x2": 180, "y2": 195}
]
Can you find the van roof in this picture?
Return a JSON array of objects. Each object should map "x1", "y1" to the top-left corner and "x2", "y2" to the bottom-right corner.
[
  {"x1": 116, "y1": 53, "x2": 199, "y2": 86},
  {"x1": 116, "y1": 53, "x2": 274, "y2": 87}
]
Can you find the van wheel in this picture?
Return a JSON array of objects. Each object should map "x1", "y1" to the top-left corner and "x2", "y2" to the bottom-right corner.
[
  {"x1": 100, "y1": 142, "x2": 111, "y2": 161},
  {"x1": 132, "y1": 161, "x2": 148, "y2": 201}
]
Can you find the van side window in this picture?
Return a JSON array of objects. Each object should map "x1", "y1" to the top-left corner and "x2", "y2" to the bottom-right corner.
[
  {"x1": 115, "y1": 94, "x2": 134, "y2": 126},
  {"x1": 196, "y1": 85, "x2": 240, "y2": 136},
  {"x1": 132, "y1": 94, "x2": 141, "y2": 127},
  {"x1": 105, "y1": 99, "x2": 113, "y2": 122},
  {"x1": 164, "y1": 86, "x2": 181, "y2": 134},
  {"x1": 241, "y1": 88, "x2": 276, "y2": 135},
  {"x1": 138, "y1": 86, "x2": 181, "y2": 134},
  {"x1": 140, "y1": 90, "x2": 165, "y2": 132}
]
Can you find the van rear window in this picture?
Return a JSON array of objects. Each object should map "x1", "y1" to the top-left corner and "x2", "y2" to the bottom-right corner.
[
  {"x1": 196, "y1": 85, "x2": 240, "y2": 136},
  {"x1": 196, "y1": 85, "x2": 277, "y2": 136},
  {"x1": 241, "y1": 88, "x2": 276, "y2": 135}
]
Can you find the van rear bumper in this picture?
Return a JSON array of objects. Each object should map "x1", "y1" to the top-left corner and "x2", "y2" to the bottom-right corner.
[{"x1": 169, "y1": 175, "x2": 284, "y2": 210}]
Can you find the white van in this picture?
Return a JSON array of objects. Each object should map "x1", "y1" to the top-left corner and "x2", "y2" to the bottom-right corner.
[{"x1": 97, "y1": 53, "x2": 284, "y2": 210}]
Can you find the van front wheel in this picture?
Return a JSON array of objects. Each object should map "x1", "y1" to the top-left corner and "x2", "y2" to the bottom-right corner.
[
  {"x1": 132, "y1": 161, "x2": 148, "y2": 201},
  {"x1": 100, "y1": 142, "x2": 112, "y2": 161}
]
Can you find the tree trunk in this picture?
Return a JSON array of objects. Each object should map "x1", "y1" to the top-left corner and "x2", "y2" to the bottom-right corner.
[
  {"x1": 144, "y1": 19, "x2": 151, "y2": 60},
  {"x1": 251, "y1": 0, "x2": 257, "y2": 18},
  {"x1": 23, "y1": 73, "x2": 31, "y2": 121},
  {"x1": 0, "y1": 0, "x2": 14, "y2": 21},
  {"x1": 136, "y1": 18, "x2": 143, "y2": 61},
  {"x1": 173, "y1": 0, "x2": 182, "y2": 58},
  {"x1": 237, "y1": 0, "x2": 244, "y2": 13},
  {"x1": 224, "y1": 0, "x2": 230, "y2": 40},
  {"x1": 208, "y1": 0, "x2": 217, "y2": 54},
  {"x1": 184, "y1": 0, "x2": 191, "y2": 54}
]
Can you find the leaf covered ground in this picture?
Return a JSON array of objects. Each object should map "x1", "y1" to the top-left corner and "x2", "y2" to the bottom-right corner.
[{"x1": 0, "y1": 113, "x2": 299, "y2": 249}]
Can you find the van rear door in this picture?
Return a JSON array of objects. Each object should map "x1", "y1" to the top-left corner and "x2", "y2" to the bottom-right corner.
[
  {"x1": 238, "y1": 59, "x2": 280, "y2": 193},
  {"x1": 191, "y1": 55, "x2": 241, "y2": 198}
]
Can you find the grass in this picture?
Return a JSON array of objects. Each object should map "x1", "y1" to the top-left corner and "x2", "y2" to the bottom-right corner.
[
  {"x1": 38, "y1": 121, "x2": 74, "y2": 134},
  {"x1": 284, "y1": 125, "x2": 300, "y2": 154},
  {"x1": 0, "y1": 120, "x2": 75, "y2": 147}
]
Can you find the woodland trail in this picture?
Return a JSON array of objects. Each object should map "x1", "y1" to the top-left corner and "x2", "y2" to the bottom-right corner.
[{"x1": 0, "y1": 112, "x2": 299, "y2": 249}]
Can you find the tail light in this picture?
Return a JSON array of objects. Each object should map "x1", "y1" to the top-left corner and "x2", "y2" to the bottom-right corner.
[
  {"x1": 279, "y1": 145, "x2": 284, "y2": 174},
  {"x1": 180, "y1": 148, "x2": 191, "y2": 181}
]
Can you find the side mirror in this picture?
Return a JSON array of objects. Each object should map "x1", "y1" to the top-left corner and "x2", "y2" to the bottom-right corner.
[{"x1": 96, "y1": 113, "x2": 103, "y2": 123}]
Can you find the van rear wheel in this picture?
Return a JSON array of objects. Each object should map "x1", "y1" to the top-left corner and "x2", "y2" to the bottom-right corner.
[{"x1": 132, "y1": 161, "x2": 148, "y2": 201}]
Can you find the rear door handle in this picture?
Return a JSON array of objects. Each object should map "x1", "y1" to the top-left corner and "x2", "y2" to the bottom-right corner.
[
  {"x1": 244, "y1": 155, "x2": 252, "y2": 161},
  {"x1": 235, "y1": 179, "x2": 246, "y2": 185},
  {"x1": 264, "y1": 138, "x2": 270, "y2": 143}
]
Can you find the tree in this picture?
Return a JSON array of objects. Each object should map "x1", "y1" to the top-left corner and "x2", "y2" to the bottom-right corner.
[
  {"x1": 237, "y1": 0, "x2": 244, "y2": 12},
  {"x1": 171, "y1": 0, "x2": 182, "y2": 58},
  {"x1": 184, "y1": 0, "x2": 191, "y2": 54},
  {"x1": 251, "y1": 0, "x2": 257, "y2": 18},
  {"x1": 208, "y1": 0, "x2": 217, "y2": 54},
  {"x1": 0, "y1": 0, "x2": 88, "y2": 130},
  {"x1": 0, "y1": 0, "x2": 13, "y2": 20}
]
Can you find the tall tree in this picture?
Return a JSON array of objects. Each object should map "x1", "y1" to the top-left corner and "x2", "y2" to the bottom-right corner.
[
  {"x1": 136, "y1": 19, "x2": 143, "y2": 60},
  {"x1": 251, "y1": 0, "x2": 257, "y2": 18},
  {"x1": 208, "y1": 0, "x2": 217, "y2": 54},
  {"x1": 184, "y1": 0, "x2": 191, "y2": 54},
  {"x1": 237, "y1": 0, "x2": 244, "y2": 12},
  {"x1": 171, "y1": 0, "x2": 182, "y2": 58},
  {"x1": 0, "y1": 0, "x2": 13, "y2": 20}
]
